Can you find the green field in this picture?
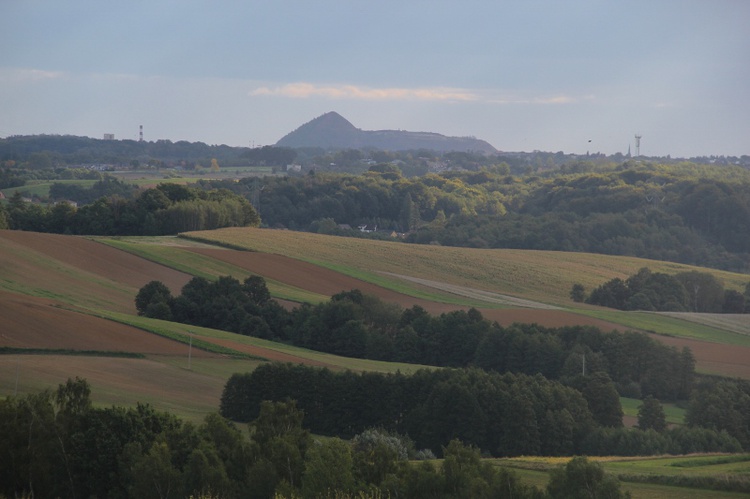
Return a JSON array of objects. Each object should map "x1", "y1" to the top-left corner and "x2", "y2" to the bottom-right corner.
[
  {"x1": 98, "y1": 237, "x2": 328, "y2": 304},
  {"x1": 99, "y1": 310, "x2": 435, "y2": 375},
  {"x1": 181, "y1": 227, "x2": 750, "y2": 346},
  {"x1": 493, "y1": 455, "x2": 750, "y2": 498},
  {"x1": 182, "y1": 227, "x2": 750, "y2": 302},
  {"x1": 621, "y1": 397, "x2": 687, "y2": 425}
]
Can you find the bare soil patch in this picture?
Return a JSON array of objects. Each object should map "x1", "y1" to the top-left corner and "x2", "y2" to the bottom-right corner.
[
  {"x1": 201, "y1": 337, "x2": 329, "y2": 367},
  {"x1": 646, "y1": 333, "x2": 750, "y2": 379},
  {"x1": 0, "y1": 291, "x2": 218, "y2": 357},
  {"x1": 0, "y1": 230, "x2": 192, "y2": 295},
  {"x1": 184, "y1": 247, "x2": 462, "y2": 315}
]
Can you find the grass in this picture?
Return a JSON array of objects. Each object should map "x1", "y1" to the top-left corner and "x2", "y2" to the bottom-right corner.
[
  {"x1": 95, "y1": 308, "x2": 434, "y2": 375},
  {"x1": 180, "y1": 228, "x2": 750, "y2": 343},
  {"x1": 0, "y1": 347, "x2": 144, "y2": 358},
  {"x1": 0, "y1": 236, "x2": 138, "y2": 312},
  {"x1": 620, "y1": 397, "x2": 686, "y2": 425},
  {"x1": 576, "y1": 309, "x2": 750, "y2": 348},
  {"x1": 493, "y1": 455, "x2": 750, "y2": 498},
  {"x1": 90, "y1": 310, "x2": 263, "y2": 359},
  {"x1": 98, "y1": 237, "x2": 328, "y2": 304},
  {"x1": 182, "y1": 228, "x2": 750, "y2": 301}
]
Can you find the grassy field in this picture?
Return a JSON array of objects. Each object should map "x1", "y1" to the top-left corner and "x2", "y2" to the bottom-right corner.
[
  {"x1": 2, "y1": 229, "x2": 750, "y2": 498},
  {"x1": 98, "y1": 237, "x2": 328, "y2": 303},
  {"x1": 181, "y1": 228, "x2": 750, "y2": 344},
  {"x1": 182, "y1": 227, "x2": 750, "y2": 303},
  {"x1": 577, "y1": 309, "x2": 750, "y2": 348},
  {"x1": 621, "y1": 397, "x2": 687, "y2": 425},
  {"x1": 99, "y1": 310, "x2": 435, "y2": 375},
  {"x1": 494, "y1": 454, "x2": 750, "y2": 498}
]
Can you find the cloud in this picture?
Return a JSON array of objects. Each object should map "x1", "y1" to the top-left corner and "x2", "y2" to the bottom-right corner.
[
  {"x1": 251, "y1": 82, "x2": 477, "y2": 102},
  {"x1": 0, "y1": 68, "x2": 67, "y2": 83},
  {"x1": 250, "y1": 82, "x2": 594, "y2": 107},
  {"x1": 487, "y1": 94, "x2": 592, "y2": 105}
]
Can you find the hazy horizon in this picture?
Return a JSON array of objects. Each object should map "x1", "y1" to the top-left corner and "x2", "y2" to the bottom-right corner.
[{"x1": 2, "y1": 1, "x2": 748, "y2": 157}]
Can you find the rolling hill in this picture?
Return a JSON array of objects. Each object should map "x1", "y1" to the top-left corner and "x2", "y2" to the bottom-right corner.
[
  {"x1": 1, "y1": 228, "x2": 750, "y2": 422},
  {"x1": 275, "y1": 111, "x2": 498, "y2": 153}
]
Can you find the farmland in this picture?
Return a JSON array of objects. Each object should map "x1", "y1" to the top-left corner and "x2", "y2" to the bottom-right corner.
[
  {"x1": 494, "y1": 454, "x2": 750, "y2": 498},
  {"x1": 1, "y1": 227, "x2": 750, "y2": 497}
]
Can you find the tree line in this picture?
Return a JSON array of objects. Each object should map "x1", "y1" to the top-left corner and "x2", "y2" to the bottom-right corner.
[
  {"x1": 136, "y1": 278, "x2": 696, "y2": 402},
  {"x1": 0, "y1": 183, "x2": 259, "y2": 235},
  {"x1": 198, "y1": 161, "x2": 750, "y2": 272},
  {"x1": 578, "y1": 267, "x2": 750, "y2": 313},
  {"x1": 0, "y1": 134, "x2": 257, "y2": 167},
  {"x1": 4, "y1": 154, "x2": 749, "y2": 272},
  {"x1": 220, "y1": 363, "x2": 741, "y2": 460},
  {"x1": 2, "y1": 377, "x2": 637, "y2": 499}
]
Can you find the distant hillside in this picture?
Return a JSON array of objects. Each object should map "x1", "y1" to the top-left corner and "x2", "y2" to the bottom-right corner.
[{"x1": 276, "y1": 111, "x2": 498, "y2": 153}]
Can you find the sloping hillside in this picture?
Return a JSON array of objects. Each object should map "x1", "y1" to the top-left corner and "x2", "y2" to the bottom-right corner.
[
  {"x1": 2, "y1": 229, "x2": 750, "y2": 423},
  {"x1": 276, "y1": 111, "x2": 498, "y2": 153}
]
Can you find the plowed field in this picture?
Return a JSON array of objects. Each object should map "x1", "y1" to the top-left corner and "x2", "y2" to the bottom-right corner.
[{"x1": 0, "y1": 291, "x2": 219, "y2": 356}]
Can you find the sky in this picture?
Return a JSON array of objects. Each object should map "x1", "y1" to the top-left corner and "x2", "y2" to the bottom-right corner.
[{"x1": 1, "y1": 0, "x2": 748, "y2": 158}]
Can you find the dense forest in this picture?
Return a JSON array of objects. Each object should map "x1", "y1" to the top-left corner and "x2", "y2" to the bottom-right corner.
[
  {"x1": 5, "y1": 376, "x2": 746, "y2": 498},
  {"x1": 3, "y1": 136, "x2": 750, "y2": 272},
  {"x1": 136, "y1": 277, "x2": 697, "y2": 402},
  {"x1": 221, "y1": 363, "x2": 743, "y2": 458},
  {"x1": 199, "y1": 161, "x2": 750, "y2": 272},
  {"x1": 1, "y1": 378, "x2": 643, "y2": 499},
  {"x1": 0, "y1": 183, "x2": 259, "y2": 235}
]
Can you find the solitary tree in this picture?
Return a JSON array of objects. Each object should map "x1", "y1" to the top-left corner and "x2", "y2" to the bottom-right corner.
[
  {"x1": 547, "y1": 456, "x2": 630, "y2": 499},
  {"x1": 570, "y1": 283, "x2": 586, "y2": 302},
  {"x1": 637, "y1": 395, "x2": 667, "y2": 432},
  {"x1": 135, "y1": 280, "x2": 174, "y2": 317}
]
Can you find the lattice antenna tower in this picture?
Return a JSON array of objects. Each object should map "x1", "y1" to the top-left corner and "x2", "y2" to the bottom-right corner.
[
  {"x1": 139, "y1": 125, "x2": 144, "y2": 142},
  {"x1": 635, "y1": 134, "x2": 642, "y2": 157}
]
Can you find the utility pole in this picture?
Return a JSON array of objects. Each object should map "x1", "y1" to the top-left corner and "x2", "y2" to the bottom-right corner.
[{"x1": 188, "y1": 333, "x2": 193, "y2": 370}]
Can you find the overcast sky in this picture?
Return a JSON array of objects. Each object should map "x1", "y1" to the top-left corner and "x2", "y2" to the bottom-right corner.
[{"x1": 1, "y1": 0, "x2": 748, "y2": 157}]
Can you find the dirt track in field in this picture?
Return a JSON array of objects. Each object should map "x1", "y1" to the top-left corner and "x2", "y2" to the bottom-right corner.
[
  {"x1": 183, "y1": 247, "x2": 750, "y2": 378},
  {"x1": 184, "y1": 247, "x2": 464, "y2": 314}
]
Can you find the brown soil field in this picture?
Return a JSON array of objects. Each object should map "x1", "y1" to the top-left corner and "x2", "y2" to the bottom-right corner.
[
  {"x1": 185, "y1": 248, "x2": 625, "y2": 326},
  {"x1": 0, "y1": 291, "x2": 220, "y2": 357},
  {"x1": 647, "y1": 333, "x2": 750, "y2": 379},
  {"x1": 1, "y1": 231, "x2": 747, "y2": 380},
  {"x1": 185, "y1": 247, "x2": 468, "y2": 315},
  {"x1": 0, "y1": 230, "x2": 193, "y2": 296},
  {"x1": 0, "y1": 355, "x2": 224, "y2": 421},
  {"x1": 177, "y1": 246, "x2": 750, "y2": 378},
  {"x1": 0, "y1": 231, "x2": 193, "y2": 315}
]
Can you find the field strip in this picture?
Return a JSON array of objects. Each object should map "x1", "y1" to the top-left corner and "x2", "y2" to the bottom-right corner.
[
  {"x1": 380, "y1": 272, "x2": 561, "y2": 309},
  {"x1": 654, "y1": 313, "x2": 750, "y2": 336}
]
